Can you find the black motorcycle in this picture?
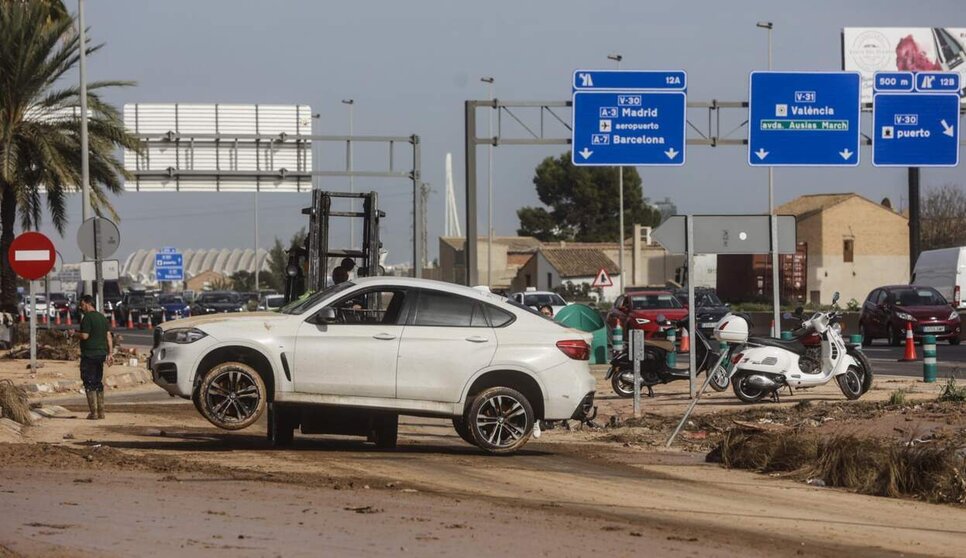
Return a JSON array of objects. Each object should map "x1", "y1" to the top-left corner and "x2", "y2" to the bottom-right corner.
[{"x1": 605, "y1": 317, "x2": 732, "y2": 398}]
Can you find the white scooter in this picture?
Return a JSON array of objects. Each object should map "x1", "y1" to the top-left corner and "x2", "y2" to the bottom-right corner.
[{"x1": 713, "y1": 292, "x2": 873, "y2": 403}]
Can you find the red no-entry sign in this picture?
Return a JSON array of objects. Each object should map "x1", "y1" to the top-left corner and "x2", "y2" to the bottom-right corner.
[{"x1": 8, "y1": 232, "x2": 56, "y2": 280}]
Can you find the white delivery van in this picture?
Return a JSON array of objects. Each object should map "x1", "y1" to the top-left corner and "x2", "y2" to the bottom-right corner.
[{"x1": 913, "y1": 247, "x2": 966, "y2": 309}]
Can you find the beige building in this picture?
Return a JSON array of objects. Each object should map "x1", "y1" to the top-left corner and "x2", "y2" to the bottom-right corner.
[
  {"x1": 511, "y1": 247, "x2": 622, "y2": 301},
  {"x1": 777, "y1": 193, "x2": 909, "y2": 305},
  {"x1": 438, "y1": 237, "x2": 542, "y2": 289}
]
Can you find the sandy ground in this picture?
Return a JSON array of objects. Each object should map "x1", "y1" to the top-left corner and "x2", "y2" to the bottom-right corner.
[{"x1": 1, "y1": 369, "x2": 965, "y2": 556}]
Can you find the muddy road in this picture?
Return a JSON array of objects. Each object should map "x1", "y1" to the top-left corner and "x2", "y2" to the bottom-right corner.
[{"x1": 2, "y1": 384, "x2": 966, "y2": 557}]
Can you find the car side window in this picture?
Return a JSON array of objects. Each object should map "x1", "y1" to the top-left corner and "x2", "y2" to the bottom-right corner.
[
  {"x1": 484, "y1": 304, "x2": 515, "y2": 328},
  {"x1": 876, "y1": 290, "x2": 889, "y2": 305},
  {"x1": 412, "y1": 291, "x2": 488, "y2": 327},
  {"x1": 327, "y1": 288, "x2": 408, "y2": 325}
]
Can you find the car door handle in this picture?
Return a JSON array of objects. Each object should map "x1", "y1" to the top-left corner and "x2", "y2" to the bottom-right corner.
[
  {"x1": 465, "y1": 335, "x2": 489, "y2": 343},
  {"x1": 372, "y1": 333, "x2": 396, "y2": 341}
]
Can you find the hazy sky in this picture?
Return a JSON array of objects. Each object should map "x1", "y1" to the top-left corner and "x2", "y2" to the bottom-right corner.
[{"x1": 36, "y1": 0, "x2": 966, "y2": 266}]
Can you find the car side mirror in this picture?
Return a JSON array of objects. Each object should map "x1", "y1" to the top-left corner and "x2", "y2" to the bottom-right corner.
[{"x1": 314, "y1": 307, "x2": 336, "y2": 324}]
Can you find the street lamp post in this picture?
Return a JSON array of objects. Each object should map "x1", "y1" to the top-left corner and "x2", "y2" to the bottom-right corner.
[
  {"x1": 757, "y1": 21, "x2": 779, "y2": 337},
  {"x1": 481, "y1": 77, "x2": 495, "y2": 288},
  {"x1": 607, "y1": 54, "x2": 625, "y2": 293},
  {"x1": 342, "y1": 99, "x2": 355, "y2": 248}
]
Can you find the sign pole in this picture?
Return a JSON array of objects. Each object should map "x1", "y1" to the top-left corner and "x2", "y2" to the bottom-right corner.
[
  {"x1": 908, "y1": 167, "x2": 920, "y2": 277},
  {"x1": 29, "y1": 280, "x2": 37, "y2": 372},
  {"x1": 686, "y1": 215, "x2": 697, "y2": 398},
  {"x1": 93, "y1": 217, "x2": 103, "y2": 313}
]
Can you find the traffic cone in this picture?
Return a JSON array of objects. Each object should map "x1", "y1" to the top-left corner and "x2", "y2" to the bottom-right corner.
[
  {"x1": 161, "y1": 311, "x2": 167, "y2": 323},
  {"x1": 770, "y1": 319, "x2": 776, "y2": 338},
  {"x1": 147, "y1": 315, "x2": 154, "y2": 330},
  {"x1": 55, "y1": 311, "x2": 61, "y2": 326},
  {"x1": 110, "y1": 312, "x2": 117, "y2": 330},
  {"x1": 126, "y1": 313, "x2": 134, "y2": 330},
  {"x1": 66, "y1": 310, "x2": 72, "y2": 326},
  {"x1": 18, "y1": 307, "x2": 25, "y2": 323},
  {"x1": 899, "y1": 322, "x2": 918, "y2": 362},
  {"x1": 41, "y1": 312, "x2": 48, "y2": 326},
  {"x1": 680, "y1": 327, "x2": 690, "y2": 353}
]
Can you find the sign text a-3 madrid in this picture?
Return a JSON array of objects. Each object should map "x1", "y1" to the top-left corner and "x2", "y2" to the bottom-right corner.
[
  {"x1": 571, "y1": 70, "x2": 687, "y2": 167},
  {"x1": 748, "y1": 72, "x2": 861, "y2": 167}
]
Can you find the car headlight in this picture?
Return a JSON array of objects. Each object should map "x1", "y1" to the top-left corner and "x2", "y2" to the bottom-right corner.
[
  {"x1": 895, "y1": 311, "x2": 915, "y2": 322},
  {"x1": 951, "y1": 310, "x2": 960, "y2": 321},
  {"x1": 162, "y1": 328, "x2": 207, "y2": 344}
]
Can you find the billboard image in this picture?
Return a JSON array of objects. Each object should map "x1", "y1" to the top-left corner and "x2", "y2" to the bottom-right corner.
[{"x1": 843, "y1": 27, "x2": 966, "y2": 102}]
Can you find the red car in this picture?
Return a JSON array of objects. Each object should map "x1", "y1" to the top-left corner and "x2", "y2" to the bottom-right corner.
[
  {"x1": 608, "y1": 290, "x2": 689, "y2": 338},
  {"x1": 859, "y1": 285, "x2": 962, "y2": 346}
]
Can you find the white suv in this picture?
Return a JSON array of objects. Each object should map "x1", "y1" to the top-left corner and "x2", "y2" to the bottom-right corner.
[{"x1": 150, "y1": 277, "x2": 595, "y2": 455}]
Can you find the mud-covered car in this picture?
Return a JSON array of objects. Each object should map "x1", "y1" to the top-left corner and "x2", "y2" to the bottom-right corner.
[{"x1": 150, "y1": 277, "x2": 596, "y2": 455}]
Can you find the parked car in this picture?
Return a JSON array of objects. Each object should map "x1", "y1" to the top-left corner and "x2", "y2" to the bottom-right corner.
[
  {"x1": 673, "y1": 287, "x2": 731, "y2": 336},
  {"x1": 159, "y1": 294, "x2": 191, "y2": 320},
  {"x1": 508, "y1": 290, "x2": 569, "y2": 315},
  {"x1": 607, "y1": 289, "x2": 689, "y2": 338},
  {"x1": 190, "y1": 291, "x2": 245, "y2": 315},
  {"x1": 913, "y1": 247, "x2": 965, "y2": 310},
  {"x1": 859, "y1": 285, "x2": 961, "y2": 346},
  {"x1": 150, "y1": 277, "x2": 596, "y2": 455},
  {"x1": 47, "y1": 292, "x2": 71, "y2": 319},
  {"x1": 116, "y1": 291, "x2": 165, "y2": 325},
  {"x1": 22, "y1": 295, "x2": 48, "y2": 318},
  {"x1": 258, "y1": 294, "x2": 286, "y2": 311}
]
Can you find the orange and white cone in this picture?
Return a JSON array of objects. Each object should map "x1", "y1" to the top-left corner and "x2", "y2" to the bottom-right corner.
[
  {"x1": 680, "y1": 327, "x2": 690, "y2": 353},
  {"x1": 66, "y1": 310, "x2": 72, "y2": 326},
  {"x1": 18, "y1": 307, "x2": 25, "y2": 323},
  {"x1": 110, "y1": 312, "x2": 117, "y2": 330},
  {"x1": 55, "y1": 311, "x2": 61, "y2": 327},
  {"x1": 899, "y1": 322, "x2": 918, "y2": 362},
  {"x1": 126, "y1": 313, "x2": 134, "y2": 330}
]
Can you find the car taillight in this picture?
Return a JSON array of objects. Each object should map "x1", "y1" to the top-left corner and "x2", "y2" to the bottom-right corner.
[
  {"x1": 731, "y1": 352, "x2": 744, "y2": 365},
  {"x1": 556, "y1": 339, "x2": 590, "y2": 360},
  {"x1": 955, "y1": 285, "x2": 961, "y2": 306}
]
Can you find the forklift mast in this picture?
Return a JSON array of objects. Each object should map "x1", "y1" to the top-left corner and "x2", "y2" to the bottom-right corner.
[{"x1": 283, "y1": 190, "x2": 383, "y2": 303}]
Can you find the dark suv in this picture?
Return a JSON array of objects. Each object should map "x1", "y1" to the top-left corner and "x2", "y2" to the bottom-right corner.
[
  {"x1": 859, "y1": 285, "x2": 961, "y2": 346},
  {"x1": 673, "y1": 287, "x2": 731, "y2": 337}
]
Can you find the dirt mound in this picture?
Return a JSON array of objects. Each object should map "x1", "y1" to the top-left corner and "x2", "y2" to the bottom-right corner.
[{"x1": 4, "y1": 326, "x2": 80, "y2": 361}]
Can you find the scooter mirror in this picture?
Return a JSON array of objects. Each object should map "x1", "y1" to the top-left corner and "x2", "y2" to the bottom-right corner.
[{"x1": 832, "y1": 292, "x2": 840, "y2": 304}]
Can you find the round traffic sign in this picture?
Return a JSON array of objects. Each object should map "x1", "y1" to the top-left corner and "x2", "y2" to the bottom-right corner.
[
  {"x1": 76, "y1": 217, "x2": 120, "y2": 260},
  {"x1": 8, "y1": 232, "x2": 56, "y2": 280}
]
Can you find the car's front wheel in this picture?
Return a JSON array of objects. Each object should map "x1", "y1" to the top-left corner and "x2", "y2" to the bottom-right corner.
[
  {"x1": 467, "y1": 387, "x2": 534, "y2": 455},
  {"x1": 198, "y1": 362, "x2": 267, "y2": 430}
]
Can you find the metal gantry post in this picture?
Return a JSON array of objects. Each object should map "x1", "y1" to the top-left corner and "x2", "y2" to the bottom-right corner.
[
  {"x1": 464, "y1": 101, "x2": 479, "y2": 286},
  {"x1": 908, "y1": 167, "x2": 921, "y2": 277},
  {"x1": 686, "y1": 215, "x2": 697, "y2": 399},
  {"x1": 412, "y1": 134, "x2": 422, "y2": 278}
]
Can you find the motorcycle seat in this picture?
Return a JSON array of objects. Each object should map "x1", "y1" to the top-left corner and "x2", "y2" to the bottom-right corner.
[{"x1": 746, "y1": 336, "x2": 809, "y2": 356}]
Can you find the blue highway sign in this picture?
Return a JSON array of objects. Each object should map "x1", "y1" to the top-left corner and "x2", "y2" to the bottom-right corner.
[
  {"x1": 873, "y1": 71, "x2": 960, "y2": 167},
  {"x1": 155, "y1": 250, "x2": 184, "y2": 282},
  {"x1": 874, "y1": 72, "x2": 914, "y2": 92},
  {"x1": 571, "y1": 70, "x2": 687, "y2": 167},
  {"x1": 748, "y1": 72, "x2": 861, "y2": 167}
]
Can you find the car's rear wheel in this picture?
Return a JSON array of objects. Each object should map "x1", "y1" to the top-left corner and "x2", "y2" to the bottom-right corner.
[
  {"x1": 267, "y1": 403, "x2": 297, "y2": 447},
  {"x1": 468, "y1": 387, "x2": 534, "y2": 455},
  {"x1": 198, "y1": 362, "x2": 267, "y2": 430},
  {"x1": 371, "y1": 415, "x2": 398, "y2": 449},
  {"x1": 950, "y1": 337, "x2": 961, "y2": 346}
]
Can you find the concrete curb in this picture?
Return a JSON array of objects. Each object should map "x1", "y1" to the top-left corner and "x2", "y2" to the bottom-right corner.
[
  {"x1": 20, "y1": 367, "x2": 153, "y2": 395},
  {"x1": 0, "y1": 405, "x2": 70, "y2": 440}
]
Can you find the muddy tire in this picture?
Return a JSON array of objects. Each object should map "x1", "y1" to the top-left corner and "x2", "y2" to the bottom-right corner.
[
  {"x1": 468, "y1": 387, "x2": 534, "y2": 455},
  {"x1": 267, "y1": 403, "x2": 297, "y2": 447},
  {"x1": 371, "y1": 415, "x2": 398, "y2": 449},
  {"x1": 732, "y1": 374, "x2": 767, "y2": 404},
  {"x1": 192, "y1": 385, "x2": 205, "y2": 416},
  {"x1": 452, "y1": 418, "x2": 476, "y2": 446},
  {"x1": 836, "y1": 366, "x2": 864, "y2": 400},
  {"x1": 610, "y1": 367, "x2": 634, "y2": 398},
  {"x1": 198, "y1": 362, "x2": 267, "y2": 430}
]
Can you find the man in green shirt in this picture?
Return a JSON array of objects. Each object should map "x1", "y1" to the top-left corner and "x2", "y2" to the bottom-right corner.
[{"x1": 69, "y1": 295, "x2": 114, "y2": 419}]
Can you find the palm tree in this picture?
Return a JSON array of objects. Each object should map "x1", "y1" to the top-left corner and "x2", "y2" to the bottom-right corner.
[{"x1": 0, "y1": 2, "x2": 139, "y2": 311}]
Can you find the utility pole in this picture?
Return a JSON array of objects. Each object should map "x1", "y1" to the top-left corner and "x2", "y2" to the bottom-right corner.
[
  {"x1": 607, "y1": 54, "x2": 625, "y2": 293},
  {"x1": 78, "y1": 0, "x2": 102, "y2": 311},
  {"x1": 342, "y1": 99, "x2": 355, "y2": 249},
  {"x1": 757, "y1": 21, "x2": 779, "y2": 337},
  {"x1": 481, "y1": 77, "x2": 495, "y2": 288}
]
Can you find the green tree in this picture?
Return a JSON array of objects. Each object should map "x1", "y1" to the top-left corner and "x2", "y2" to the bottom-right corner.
[
  {"x1": 230, "y1": 270, "x2": 255, "y2": 292},
  {"x1": 517, "y1": 152, "x2": 662, "y2": 242},
  {"x1": 265, "y1": 228, "x2": 306, "y2": 292},
  {"x1": 0, "y1": 2, "x2": 138, "y2": 311}
]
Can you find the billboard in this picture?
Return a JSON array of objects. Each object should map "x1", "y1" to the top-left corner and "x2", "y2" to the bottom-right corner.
[
  {"x1": 123, "y1": 104, "x2": 313, "y2": 192},
  {"x1": 843, "y1": 28, "x2": 966, "y2": 102}
]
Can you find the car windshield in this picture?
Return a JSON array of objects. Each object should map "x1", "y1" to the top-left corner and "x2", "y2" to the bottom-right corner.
[
  {"x1": 280, "y1": 281, "x2": 355, "y2": 315},
  {"x1": 264, "y1": 297, "x2": 285, "y2": 309},
  {"x1": 630, "y1": 294, "x2": 682, "y2": 310},
  {"x1": 49, "y1": 293, "x2": 68, "y2": 302},
  {"x1": 694, "y1": 292, "x2": 724, "y2": 307},
  {"x1": 160, "y1": 295, "x2": 184, "y2": 304},
  {"x1": 523, "y1": 293, "x2": 566, "y2": 307},
  {"x1": 199, "y1": 293, "x2": 237, "y2": 304},
  {"x1": 893, "y1": 288, "x2": 947, "y2": 306}
]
